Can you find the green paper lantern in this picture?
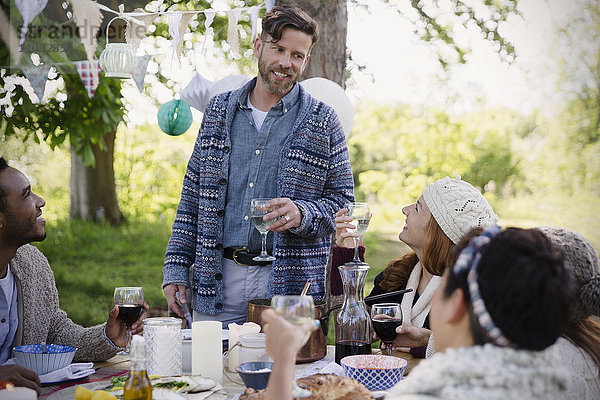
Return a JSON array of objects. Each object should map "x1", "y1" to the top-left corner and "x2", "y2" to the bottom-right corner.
[{"x1": 158, "y1": 99, "x2": 193, "y2": 136}]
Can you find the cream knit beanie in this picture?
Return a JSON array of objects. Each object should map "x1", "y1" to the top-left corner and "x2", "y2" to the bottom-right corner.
[
  {"x1": 422, "y1": 177, "x2": 498, "y2": 244},
  {"x1": 538, "y1": 226, "x2": 600, "y2": 321}
]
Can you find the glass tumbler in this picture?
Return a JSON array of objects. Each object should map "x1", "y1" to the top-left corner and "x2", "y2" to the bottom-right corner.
[{"x1": 143, "y1": 317, "x2": 182, "y2": 376}]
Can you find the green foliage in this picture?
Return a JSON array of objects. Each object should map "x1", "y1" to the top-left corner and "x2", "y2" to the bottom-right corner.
[
  {"x1": 35, "y1": 218, "x2": 170, "y2": 325},
  {"x1": 349, "y1": 102, "x2": 528, "y2": 230},
  {"x1": 399, "y1": 0, "x2": 520, "y2": 66},
  {"x1": 114, "y1": 123, "x2": 197, "y2": 222}
]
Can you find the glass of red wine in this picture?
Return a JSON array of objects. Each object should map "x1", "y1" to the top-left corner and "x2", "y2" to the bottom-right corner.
[
  {"x1": 114, "y1": 286, "x2": 144, "y2": 355},
  {"x1": 371, "y1": 303, "x2": 402, "y2": 356}
]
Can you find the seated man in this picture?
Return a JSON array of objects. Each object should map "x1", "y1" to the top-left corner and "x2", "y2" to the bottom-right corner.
[{"x1": 0, "y1": 157, "x2": 147, "y2": 394}]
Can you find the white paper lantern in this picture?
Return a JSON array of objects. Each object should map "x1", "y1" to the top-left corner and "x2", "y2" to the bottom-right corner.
[{"x1": 99, "y1": 17, "x2": 135, "y2": 79}]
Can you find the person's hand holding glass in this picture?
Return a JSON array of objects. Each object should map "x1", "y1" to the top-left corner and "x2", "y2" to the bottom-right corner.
[
  {"x1": 371, "y1": 303, "x2": 402, "y2": 356},
  {"x1": 337, "y1": 202, "x2": 371, "y2": 264},
  {"x1": 270, "y1": 295, "x2": 316, "y2": 398},
  {"x1": 113, "y1": 287, "x2": 145, "y2": 354},
  {"x1": 250, "y1": 198, "x2": 277, "y2": 262}
]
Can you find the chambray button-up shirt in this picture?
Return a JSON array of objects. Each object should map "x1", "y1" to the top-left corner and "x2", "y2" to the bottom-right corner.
[{"x1": 223, "y1": 80, "x2": 301, "y2": 251}]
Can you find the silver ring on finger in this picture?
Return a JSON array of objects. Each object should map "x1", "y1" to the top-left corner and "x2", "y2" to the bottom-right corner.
[{"x1": 284, "y1": 215, "x2": 291, "y2": 222}]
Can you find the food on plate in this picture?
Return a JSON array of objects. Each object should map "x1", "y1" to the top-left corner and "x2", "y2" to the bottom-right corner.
[
  {"x1": 239, "y1": 374, "x2": 375, "y2": 400},
  {"x1": 74, "y1": 386, "x2": 93, "y2": 400},
  {"x1": 100, "y1": 374, "x2": 216, "y2": 397}
]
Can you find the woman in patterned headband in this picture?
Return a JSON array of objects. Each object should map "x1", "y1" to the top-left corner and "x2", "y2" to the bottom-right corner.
[{"x1": 387, "y1": 226, "x2": 572, "y2": 400}]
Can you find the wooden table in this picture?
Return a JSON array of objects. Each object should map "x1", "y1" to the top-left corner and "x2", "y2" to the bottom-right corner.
[{"x1": 40, "y1": 346, "x2": 420, "y2": 399}]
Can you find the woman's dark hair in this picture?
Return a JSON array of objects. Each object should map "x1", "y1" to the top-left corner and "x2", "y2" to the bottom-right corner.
[
  {"x1": 379, "y1": 216, "x2": 454, "y2": 291},
  {"x1": 444, "y1": 227, "x2": 571, "y2": 351},
  {"x1": 261, "y1": 5, "x2": 319, "y2": 46}
]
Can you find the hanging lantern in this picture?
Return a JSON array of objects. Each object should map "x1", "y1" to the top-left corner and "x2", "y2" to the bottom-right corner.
[
  {"x1": 99, "y1": 16, "x2": 135, "y2": 79},
  {"x1": 158, "y1": 99, "x2": 193, "y2": 136}
]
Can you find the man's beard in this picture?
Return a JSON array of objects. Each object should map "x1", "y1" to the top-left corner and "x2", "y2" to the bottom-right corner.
[
  {"x1": 2, "y1": 212, "x2": 46, "y2": 247},
  {"x1": 258, "y1": 55, "x2": 300, "y2": 96}
]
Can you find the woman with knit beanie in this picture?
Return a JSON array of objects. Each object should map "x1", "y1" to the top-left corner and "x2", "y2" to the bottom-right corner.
[
  {"x1": 258, "y1": 226, "x2": 571, "y2": 400},
  {"x1": 539, "y1": 226, "x2": 600, "y2": 400},
  {"x1": 331, "y1": 176, "x2": 498, "y2": 356},
  {"x1": 385, "y1": 226, "x2": 572, "y2": 399}
]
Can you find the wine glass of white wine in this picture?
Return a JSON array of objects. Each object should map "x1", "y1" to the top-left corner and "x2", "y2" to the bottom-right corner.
[
  {"x1": 250, "y1": 198, "x2": 277, "y2": 262},
  {"x1": 271, "y1": 295, "x2": 315, "y2": 399},
  {"x1": 345, "y1": 202, "x2": 371, "y2": 264}
]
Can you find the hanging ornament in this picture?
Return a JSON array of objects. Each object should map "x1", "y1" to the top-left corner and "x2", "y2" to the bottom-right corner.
[
  {"x1": 99, "y1": 16, "x2": 135, "y2": 78},
  {"x1": 157, "y1": 99, "x2": 193, "y2": 136}
]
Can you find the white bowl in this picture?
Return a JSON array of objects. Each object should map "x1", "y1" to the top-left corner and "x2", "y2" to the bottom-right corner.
[{"x1": 13, "y1": 344, "x2": 76, "y2": 375}]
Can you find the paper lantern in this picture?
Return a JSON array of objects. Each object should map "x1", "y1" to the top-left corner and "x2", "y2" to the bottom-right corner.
[
  {"x1": 158, "y1": 99, "x2": 193, "y2": 136},
  {"x1": 99, "y1": 17, "x2": 135, "y2": 79}
]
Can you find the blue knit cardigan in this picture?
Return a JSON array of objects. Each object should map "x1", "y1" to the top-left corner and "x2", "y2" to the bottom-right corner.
[{"x1": 163, "y1": 81, "x2": 355, "y2": 315}]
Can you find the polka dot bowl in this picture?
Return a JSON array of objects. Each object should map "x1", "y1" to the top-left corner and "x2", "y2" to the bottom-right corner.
[
  {"x1": 340, "y1": 354, "x2": 407, "y2": 391},
  {"x1": 13, "y1": 344, "x2": 77, "y2": 375}
]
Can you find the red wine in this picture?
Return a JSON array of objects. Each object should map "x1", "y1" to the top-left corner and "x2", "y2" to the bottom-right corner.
[
  {"x1": 118, "y1": 304, "x2": 143, "y2": 326},
  {"x1": 335, "y1": 340, "x2": 371, "y2": 364},
  {"x1": 372, "y1": 316, "x2": 402, "y2": 343}
]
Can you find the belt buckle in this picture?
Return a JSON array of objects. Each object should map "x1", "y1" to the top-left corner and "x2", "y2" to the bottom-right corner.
[{"x1": 232, "y1": 247, "x2": 249, "y2": 266}]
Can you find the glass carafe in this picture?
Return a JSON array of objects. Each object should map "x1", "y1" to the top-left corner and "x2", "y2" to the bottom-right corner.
[{"x1": 335, "y1": 263, "x2": 373, "y2": 364}]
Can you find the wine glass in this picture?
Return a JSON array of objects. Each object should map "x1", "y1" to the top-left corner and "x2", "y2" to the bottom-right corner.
[
  {"x1": 271, "y1": 295, "x2": 315, "y2": 398},
  {"x1": 114, "y1": 287, "x2": 144, "y2": 355},
  {"x1": 345, "y1": 202, "x2": 371, "y2": 263},
  {"x1": 250, "y1": 198, "x2": 277, "y2": 262},
  {"x1": 370, "y1": 303, "x2": 402, "y2": 356}
]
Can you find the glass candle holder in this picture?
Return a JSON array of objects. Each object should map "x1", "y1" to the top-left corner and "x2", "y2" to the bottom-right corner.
[{"x1": 143, "y1": 317, "x2": 182, "y2": 376}]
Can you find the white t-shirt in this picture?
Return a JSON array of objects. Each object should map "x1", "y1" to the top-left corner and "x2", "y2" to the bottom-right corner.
[{"x1": 248, "y1": 94, "x2": 268, "y2": 131}]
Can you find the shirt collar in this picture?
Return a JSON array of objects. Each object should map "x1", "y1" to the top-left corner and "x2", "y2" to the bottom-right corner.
[{"x1": 237, "y1": 77, "x2": 301, "y2": 113}]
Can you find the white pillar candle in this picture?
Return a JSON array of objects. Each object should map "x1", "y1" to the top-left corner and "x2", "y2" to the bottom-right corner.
[
  {"x1": 192, "y1": 321, "x2": 223, "y2": 382},
  {"x1": 227, "y1": 322, "x2": 261, "y2": 371}
]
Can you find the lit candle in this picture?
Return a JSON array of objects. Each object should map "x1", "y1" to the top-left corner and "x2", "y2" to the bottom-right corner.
[
  {"x1": 192, "y1": 321, "x2": 223, "y2": 382},
  {"x1": 143, "y1": 317, "x2": 182, "y2": 376}
]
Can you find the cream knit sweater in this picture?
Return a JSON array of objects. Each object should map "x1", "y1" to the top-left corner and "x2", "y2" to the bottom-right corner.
[{"x1": 10, "y1": 245, "x2": 117, "y2": 362}]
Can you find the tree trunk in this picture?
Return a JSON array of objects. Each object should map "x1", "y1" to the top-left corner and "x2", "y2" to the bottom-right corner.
[
  {"x1": 279, "y1": 0, "x2": 347, "y2": 87},
  {"x1": 70, "y1": 129, "x2": 124, "y2": 225}
]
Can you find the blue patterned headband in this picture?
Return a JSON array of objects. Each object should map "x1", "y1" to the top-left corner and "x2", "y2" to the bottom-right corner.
[{"x1": 453, "y1": 225, "x2": 515, "y2": 348}]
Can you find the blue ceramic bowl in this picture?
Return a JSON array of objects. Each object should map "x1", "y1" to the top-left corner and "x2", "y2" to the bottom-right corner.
[
  {"x1": 13, "y1": 344, "x2": 77, "y2": 375},
  {"x1": 341, "y1": 354, "x2": 407, "y2": 391},
  {"x1": 236, "y1": 361, "x2": 273, "y2": 390}
]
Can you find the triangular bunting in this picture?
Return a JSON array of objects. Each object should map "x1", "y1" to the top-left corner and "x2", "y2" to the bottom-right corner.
[
  {"x1": 22, "y1": 64, "x2": 51, "y2": 103},
  {"x1": 70, "y1": 0, "x2": 103, "y2": 87},
  {"x1": 0, "y1": 7, "x2": 22, "y2": 64},
  {"x1": 201, "y1": 10, "x2": 216, "y2": 53},
  {"x1": 15, "y1": 0, "x2": 48, "y2": 46},
  {"x1": 73, "y1": 60, "x2": 103, "y2": 98},
  {"x1": 175, "y1": 13, "x2": 197, "y2": 62},
  {"x1": 127, "y1": 9, "x2": 159, "y2": 55},
  {"x1": 250, "y1": 6, "x2": 260, "y2": 42},
  {"x1": 132, "y1": 54, "x2": 152, "y2": 93},
  {"x1": 226, "y1": 9, "x2": 242, "y2": 55}
]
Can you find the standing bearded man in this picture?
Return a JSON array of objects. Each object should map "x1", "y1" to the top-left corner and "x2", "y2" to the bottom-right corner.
[{"x1": 163, "y1": 5, "x2": 354, "y2": 325}]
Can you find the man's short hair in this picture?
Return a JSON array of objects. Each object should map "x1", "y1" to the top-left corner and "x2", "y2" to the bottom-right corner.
[
  {"x1": 0, "y1": 157, "x2": 9, "y2": 212},
  {"x1": 261, "y1": 5, "x2": 319, "y2": 46}
]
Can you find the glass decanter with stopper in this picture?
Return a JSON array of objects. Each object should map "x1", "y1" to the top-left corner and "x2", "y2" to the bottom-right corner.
[
  {"x1": 335, "y1": 262, "x2": 373, "y2": 364},
  {"x1": 124, "y1": 335, "x2": 152, "y2": 400}
]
